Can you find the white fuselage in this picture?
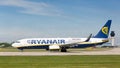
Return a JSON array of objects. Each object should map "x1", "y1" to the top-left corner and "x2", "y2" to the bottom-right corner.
[{"x1": 12, "y1": 38, "x2": 107, "y2": 48}]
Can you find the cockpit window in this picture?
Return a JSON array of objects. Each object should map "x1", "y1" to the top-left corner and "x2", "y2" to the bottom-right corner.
[{"x1": 14, "y1": 41, "x2": 20, "y2": 43}]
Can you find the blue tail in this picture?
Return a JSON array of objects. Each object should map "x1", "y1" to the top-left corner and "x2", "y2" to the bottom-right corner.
[{"x1": 94, "y1": 20, "x2": 112, "y2": 38}]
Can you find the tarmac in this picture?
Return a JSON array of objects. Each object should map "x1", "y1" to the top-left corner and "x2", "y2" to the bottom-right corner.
[{"x1": 0, "y1": 48, "x2": 120, "y2": 56}]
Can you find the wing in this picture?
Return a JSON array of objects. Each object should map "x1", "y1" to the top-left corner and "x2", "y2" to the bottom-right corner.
[{"x1": 59, "y1": 34, "x2": 92, "y2": 47}]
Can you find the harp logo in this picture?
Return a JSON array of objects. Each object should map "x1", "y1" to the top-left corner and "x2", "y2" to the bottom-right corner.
[{"x1": 102, "y1": 27, "x2": 108, "y2": 35}]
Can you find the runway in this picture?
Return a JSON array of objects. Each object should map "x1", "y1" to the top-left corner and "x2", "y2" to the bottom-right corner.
[{"x1": 0, "y1": 48, "x2": 120, "y2": 56}]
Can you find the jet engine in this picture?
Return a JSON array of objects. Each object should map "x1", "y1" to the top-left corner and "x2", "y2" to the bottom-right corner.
[{"x1": 49, "y1": 45, "x2": 60, "y2": 51}]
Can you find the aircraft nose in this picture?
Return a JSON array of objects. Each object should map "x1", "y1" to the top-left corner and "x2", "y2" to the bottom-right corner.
[
  {"x1": 12, "y1": 41, "x2": 21, "y2": 48},
  {"x1": 12, "y1": 43, "x2": 18, "y2": 48},
  {"x1": 12, "y1": 43, "x2": 15, "y2": 47}
]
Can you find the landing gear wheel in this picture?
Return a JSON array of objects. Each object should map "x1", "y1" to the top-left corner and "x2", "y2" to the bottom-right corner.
[
  {"x1": 46, "y1": 48, "x2": 49, "y2": 51},
  {"x1": 18, "y1": 48, "x2": 24, "y2": 52},
  {"x1": 61, "y1": 47, "x2": 67, "y2": 52}
]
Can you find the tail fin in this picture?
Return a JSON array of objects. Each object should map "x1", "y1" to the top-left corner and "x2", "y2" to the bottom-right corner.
[{"x1": 94, "y1": 20, "x2": 112, "y2": 38}]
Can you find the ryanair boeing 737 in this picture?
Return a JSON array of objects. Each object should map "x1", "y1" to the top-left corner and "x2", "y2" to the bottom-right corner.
[{"x1": 12, "y1": 20, "x2": 112, "y2": 52}]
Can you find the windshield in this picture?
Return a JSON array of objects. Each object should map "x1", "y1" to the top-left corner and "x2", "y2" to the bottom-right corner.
[{"x1": 14, "y1": 41, "x2": 20, "y2": 43}]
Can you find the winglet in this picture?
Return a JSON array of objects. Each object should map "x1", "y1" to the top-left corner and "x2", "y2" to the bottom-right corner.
[{"x1": 85, "y1": 34, "x2": 92, "y2": 42}]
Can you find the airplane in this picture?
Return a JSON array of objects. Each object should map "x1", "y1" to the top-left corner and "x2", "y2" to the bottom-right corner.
[{"x1": 12, "y1": 20, "x2": 112, "y2": 52}]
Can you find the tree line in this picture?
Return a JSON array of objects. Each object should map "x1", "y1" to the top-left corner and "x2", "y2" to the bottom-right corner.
[{"x1": 0, "y1": 42, "x2": 12, "y2": 48}]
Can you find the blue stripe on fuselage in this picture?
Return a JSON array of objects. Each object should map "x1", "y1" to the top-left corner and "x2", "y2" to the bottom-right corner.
[
  {"x1": 18, "y1": 45, "x2": 49, "y2": 49},
  {"x1": 71, "y1": 42, "x2": 104, "y2": 48}
]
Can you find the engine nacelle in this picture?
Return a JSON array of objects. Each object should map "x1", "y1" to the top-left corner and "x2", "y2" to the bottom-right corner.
[{"x1": 49, "y1": 45, "x2": 60, "y2": 50}]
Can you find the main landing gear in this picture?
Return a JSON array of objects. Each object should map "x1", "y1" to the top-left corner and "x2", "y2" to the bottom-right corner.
[
  {"x1": 61, "y1": 47, "x2": 67, "y2": 52},
  {"x1": 18, "y1": 48, "x2": 24, "y2": 52}
]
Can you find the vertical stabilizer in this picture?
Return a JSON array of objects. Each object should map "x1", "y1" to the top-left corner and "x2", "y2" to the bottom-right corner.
[{"x1": 94, "y1": 20, "x2": 112, "y2": 38}]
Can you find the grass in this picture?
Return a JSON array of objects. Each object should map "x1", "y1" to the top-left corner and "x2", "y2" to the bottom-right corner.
[{"x1": 0, "y1": 55, "x2": 120, "y2": 68}]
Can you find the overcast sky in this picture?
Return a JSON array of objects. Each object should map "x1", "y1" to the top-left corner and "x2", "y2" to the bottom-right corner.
[{"x1": 0, "y1": 0, "x2": 119, "y2": 45}]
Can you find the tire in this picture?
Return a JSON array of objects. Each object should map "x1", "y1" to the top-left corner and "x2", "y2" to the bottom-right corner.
[
  {"x1": 46, "y1": 48, "x2": 49, "y2": 51},
  {"x1": 61, "y1": 47, "x2": 67, "y2": 52}
]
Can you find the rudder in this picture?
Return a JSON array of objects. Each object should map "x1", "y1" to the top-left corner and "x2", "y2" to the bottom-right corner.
[{"x1": 94, "y1": 20, "x2": 112, "y2": 38}]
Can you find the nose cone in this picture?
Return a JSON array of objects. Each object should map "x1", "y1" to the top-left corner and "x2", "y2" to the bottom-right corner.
[
  {"x1": 12, "y1": 43, "x2": 19, "y2": 48},
  {"x1": 11, "y1": 43, "x2": 16, "y2": 47}
]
